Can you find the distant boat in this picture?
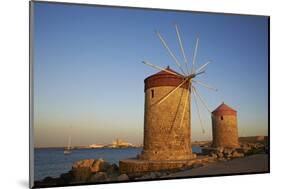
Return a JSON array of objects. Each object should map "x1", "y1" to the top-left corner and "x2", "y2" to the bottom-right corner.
[{"x1": 64, "y1": 131, "x2": 72, "y2": 155}]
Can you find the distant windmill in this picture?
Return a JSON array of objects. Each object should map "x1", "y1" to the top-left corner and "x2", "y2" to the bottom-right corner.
[{"x1": 140, "y1": 24, "x2": 217, "y2": 161}]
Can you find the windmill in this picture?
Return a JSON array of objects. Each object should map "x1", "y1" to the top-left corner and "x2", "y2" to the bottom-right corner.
[{"x1": 140, "y1": 24, "x2": 217, "y2": 161}]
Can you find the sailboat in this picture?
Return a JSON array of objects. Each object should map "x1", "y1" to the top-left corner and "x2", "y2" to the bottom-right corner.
[{"x1": 64, "y1": 133, "x2": 72, "y2": 155}]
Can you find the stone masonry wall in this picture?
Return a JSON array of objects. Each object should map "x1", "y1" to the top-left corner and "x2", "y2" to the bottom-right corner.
[{"x1": 140, "y1": 85, "x2": 195, "y2": 161}]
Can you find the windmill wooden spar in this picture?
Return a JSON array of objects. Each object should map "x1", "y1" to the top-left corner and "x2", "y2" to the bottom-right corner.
[{"x1": 140, "y1": 24, "x2": 217, "y2": 161}]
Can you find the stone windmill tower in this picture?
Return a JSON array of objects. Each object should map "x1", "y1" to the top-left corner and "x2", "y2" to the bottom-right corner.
[
  {"x1": 139, "y1": 66, "x2": 195, "y2": 160},
  {"x1": 139, "y1": 25, "x2": 217, "y2": 161},
  {"x1": 212, "y1": 103, "x2": 239, "y2": 148},
  {"x1": 120, "y1": 24, "x2": 217, "y2": 175}
]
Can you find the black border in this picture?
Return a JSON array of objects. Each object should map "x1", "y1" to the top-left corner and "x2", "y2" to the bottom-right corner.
[{"x1": 29, "y1": 1, "x2": 270, "y2": 188}]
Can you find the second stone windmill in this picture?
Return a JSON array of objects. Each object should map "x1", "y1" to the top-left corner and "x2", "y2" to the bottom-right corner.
[{"x1": 140, "y1": 25, "x2": 217, "y2": 161}]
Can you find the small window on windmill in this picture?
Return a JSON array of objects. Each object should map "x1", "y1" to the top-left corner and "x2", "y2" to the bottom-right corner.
[
  {"x1": 151, "y1": 89, "x2": 154, "y2": 98},
  {"x1": 220, "y1": 116, "x2": 223, "y2": 120}
]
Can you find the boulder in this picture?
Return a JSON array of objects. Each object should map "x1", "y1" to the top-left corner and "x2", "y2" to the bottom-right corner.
[
  {"x1": 59, "y1": 172, "x2": 73, "y2": 184},
  {"x1": 139, "y1": 172, "x2": 157, "y2": 180},
  {"x1": 36, "y1": 177, "x2": 58, "y2": 187},
  {"x1": 100, "y1": 161, "x2": 111, "y2": 172},
  {"x1": 89, "y1": 172, "x2": 108, "y2": 182},
  {"x1": 237, "y1": 146, "x2": 251, "y2": 154},
  {"x1": 216, "y1": 147, "x2": 224, "y2": 153},
  {"x1": 72, "y1": 159, "x2": 108, "y2": 173},
  {"x1": 72, "y1": 159, "x2": 95, "y2": 169},
  {"x1": 217, "y1": 152, "x2": 224, "y2": 158},
  {"x1": 192, "y1": 163, "x2": 204, "y2": 168},
  {"x1": 241, "y1": 143, "x2": 249, "y2": 148},
  {"x1": 90, "y1": 159, "x2": 105, "y2": 173},
  {"x1": 201, "y1": 147, "x2": 216, "y2": 155},
  {"x1": 210, "y1": 152, "x2": 218, "y2": 159},
  {"x1": 117, "y1": 174, "x2": 129, "y2": 181},
  {"x1": 42, "y1": 176, "x2": 55, "y2": 182},
  {"x1": 232, "y1": 151, "x2": 244, "y2": 158},
  {"x1": 71, "y1": 159, "x2": 109, "y2": 182},
  {"x1": 154, "y1": 172, "x2": 163, "y2": 177},
  {"x1": 72, "y1": 167, "x2": 92, "y2": 182},
  {"x1": 223, "y1": 148, "x2": 233, "y2": 155},
  {"x1": 106, "y1": 163, "x2": 119, "y2": 176},
  {"x1": 218, "y1": 158, "x2": 226, "y2": 161}
]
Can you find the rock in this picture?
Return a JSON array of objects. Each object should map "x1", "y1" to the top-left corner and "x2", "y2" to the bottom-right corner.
[
  {"x1": 36, "y1": 177, "x2": 58, "y2": 187},
  {"x1": 217, "y1": 152, "x2": 224, "y2": 158},
  {"x1": 72, "y1": 167, "x2": 92, "y2": 182},
  {"x1": 161, "y1": 172, "x2": 169, "y2": 176},
  {"x1": 71, "y1": 159, "x2": 109, "y2": 181},
  {"x1": 72, "y1": 159, "x2": 107, "y2": 173},
  {"x1": 100, "y1": 161, "x2": 111, "y2": 172},
  {"x1": 218, "y1": 158, "x2": 226, "y2": 161},
  {"x1": 59, "y1": 172, "x2": 73, "y2": 184},
  {"x1": 106, "y1": 163, "x2": 119, "y2": 176},
  {"x1": 192, "y1": 163, "x2": 204, "y2": 168},
  {"x1": 117, "y1": 174, "x2": 129, "y2": 181},
  {"x1": 216, "y1": 147, "x2": 224, "y2": 153},
  {"x1": 139, "y1": 172, "x2": 157, "y2": 180},
  {"x1": 237, "y1": 146, "x2": 250, "y2": 154},
  {"x1": 72, "y1": 159, "x2": 95, "y2": 169},
  {"x1": 210, "y1": 152, "x2": 217, "y2": 159},
  {"x1": 223, "y1": 148, "x2": 233, "y2": 155},
  {"x1": 225, "y1": 154, "x2": 232, "y2": 159},
  {"x1": 201, "y1": 147, "x2": 215, "y2": 155},
  {"x1": 42, "y1": 176, "x2": 55, "y2": 182},
  {"x1": 90, "y1": 159, "x2": 105, "y2": 173},
  {"x1": 241, "y1": 143, "x2": 249, "y2": 148},
  {"x1": 223, "y1": 149, "x2": 234, "y2": 158},
  {"x1": 89, "y1": 172, "x2": 108, "y2": 182},
  {"x1": 154, "y1": 172, "x2": 163, "y2": 177},
  {"x1": 232, "y1": 151, "x2": 244, "y2": 158}
]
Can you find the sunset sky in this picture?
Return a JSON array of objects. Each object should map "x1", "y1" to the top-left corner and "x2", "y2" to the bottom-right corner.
[{"x1": 33, "y1": 2, "x2": 268, "y2": 148}]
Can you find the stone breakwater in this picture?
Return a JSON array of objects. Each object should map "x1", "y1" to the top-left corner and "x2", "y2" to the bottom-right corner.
[
  {"x1": 34, "y1": 141, "x2": 268, "y2": 187},
  {"x1": 201, "y1": 141, "x2": 268, "y2": 161}
]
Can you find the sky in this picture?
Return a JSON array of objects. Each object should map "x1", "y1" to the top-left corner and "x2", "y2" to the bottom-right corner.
[{"x1": 33, "y1": 2, "x2": 269, "y2": 148}]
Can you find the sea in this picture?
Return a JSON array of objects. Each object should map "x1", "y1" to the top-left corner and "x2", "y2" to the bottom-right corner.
[{"x1": 34, "y1": 147, "x2": 201, "y2": 181}]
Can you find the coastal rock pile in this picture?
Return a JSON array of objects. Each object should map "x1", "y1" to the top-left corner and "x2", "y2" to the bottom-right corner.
[
  {"x1": 35, "y1": 159, "x2": 128, "y2": 187},
  {"x1": 203, "y1": 142, "x2": 267, "y2": 161},
  {"x1": 72, "y1": 159, "x2": 112, "y2": 181},
  {"x1": 238, "y1": 142, "x2": 267, "y2": 155},
  {"x1": 208, "y1": 147, "x2": 244, "y2": 160}
]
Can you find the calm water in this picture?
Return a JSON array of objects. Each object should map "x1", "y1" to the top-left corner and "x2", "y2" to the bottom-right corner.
[{"x1": 34, "y1": 147, "x2": 201, "y2": 181}]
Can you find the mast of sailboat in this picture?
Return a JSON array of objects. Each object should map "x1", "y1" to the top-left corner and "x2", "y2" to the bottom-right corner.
[{"x1": 67, "y1": 134, "x2": 71, "y2": 150}]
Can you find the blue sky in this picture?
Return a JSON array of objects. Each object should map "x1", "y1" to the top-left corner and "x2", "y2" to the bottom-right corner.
[{"x1": 33, "y1": 2, "x2": 268, "y2": 147}]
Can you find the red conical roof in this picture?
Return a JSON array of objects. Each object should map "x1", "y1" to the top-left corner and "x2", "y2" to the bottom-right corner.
[
  {"x1": 149, "y1": 66, "x2": 183, "y2": 77},
  {"x1": 144, "y1": 66, "x2": 187, "y2": 91},
  {"x1": 212, "y1": 102, "x2": 237, "y2": 116}
]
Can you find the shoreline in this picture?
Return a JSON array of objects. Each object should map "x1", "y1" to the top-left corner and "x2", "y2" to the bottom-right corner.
[
  {"x1": 34, "y1": 153, "x2": 268, "y2": 187},
  {"x1": 34, "y1": 139, "x2": 268, "y2": 187}
]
